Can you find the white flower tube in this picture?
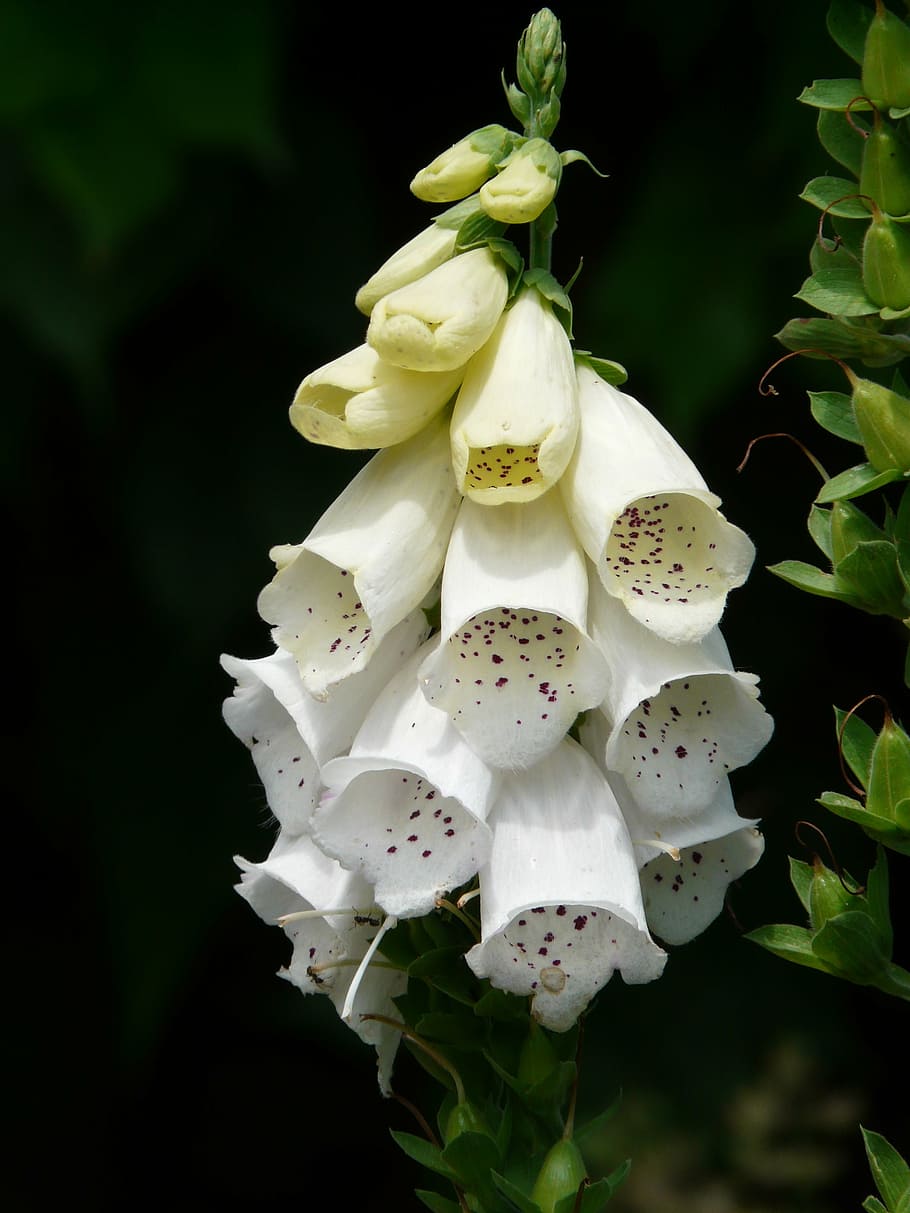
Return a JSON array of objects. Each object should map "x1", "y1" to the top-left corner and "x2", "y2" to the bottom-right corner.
[
  {"x1": 586, "y1": 575, "x2": 773, "y2": 817},
  {"x1": 367, "y1": 248, "x2": 508, "y2": 373},
  {"x1": 313, "y1": 646, "x2": 498, "y2": 918},
  {"x1": 420, "y1": 495, "x2": 610, "y2": 770},
  {"x1": 289, "y1": 343, "x2": 463, "y2": 450},
  {"x1": 258, "y1": 415, "x2": 455, "y2": 699},
  {"x1": 560, "y1": 365, "x2": 755, "y2": 644},
  {"x1": 450, "y1": 287, "x2": 578, "y2": 504},
  {"x1": 355, "y1": 224, "x2": 459, "y2": 316},
  {"x1": 466, "y1": 738, "x2": 667, "y2": 1032},
  {"x1": 235, "y1": 832, "x2": 406, "y2": 1093},
  {"x1": 221, "y1": 629, "x2": 429, "y2": 835}
]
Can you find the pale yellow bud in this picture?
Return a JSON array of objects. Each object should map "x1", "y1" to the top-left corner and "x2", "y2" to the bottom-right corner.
[
  {"x1": 479, "y1": 138, "x2": 560, "y2": 224},
  {"x1": 410, "y1": 124, "x2": 511, "y2": 203}
]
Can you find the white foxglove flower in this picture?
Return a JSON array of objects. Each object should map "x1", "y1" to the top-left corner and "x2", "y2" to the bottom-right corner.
[
  {"x1": 221, "y1": 628, "x2": 430, "y2": 835},
  {"x1": 313, "y1": 646, "x2": 498, "y2": 918},
  {"x1": 366, "y1": 248, "x2": 508, "y2": 373},
  {"x1": 450, "y1": 287, "x2": 578, "y2": 504},
  {"x1": 466, "y1": 738, "x2": 667, "y2": 1032},
  {"x1": 561, "y1": 365, "x2": 755, "y2": 644},
  {"x1": 420, "y1": 494, "x2": 609, "y2": 770},
  {"x1": 410, "y1": 124, "x2": 510, "y2": 202},
  {"x1": 478, "y1": 138, "x2": 561, "y2": 224},
  {"x1": 258, "y1": 416, "x2": 456, "y2": 700},
  {"x1": 236, "y1": 832, "x2": 406, "y2": 1093},
  {"x1": 355, "y1": 224, "x2": 459, "y2": 316},
  {"x1": 586, "y1": 575, "x2": 773, "y2": 817},
  {"x1": 289, "y1": 343, "x2": 462, "y2": 450}
]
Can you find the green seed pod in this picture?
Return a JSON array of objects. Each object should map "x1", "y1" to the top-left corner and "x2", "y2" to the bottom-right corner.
[
  {"x1": 830, "y1": 499, "x2": 885, "y2": 563},
  {"x1": 859, "y1": 113, "x2": 910, "y2": 216},
  {"x1": 530, "y1": 1138, "x2": 588, "y2": 1213},
  {"x1": 862, "y1": 1, "x2": 910, "y2": 111},
  {"x1": 808, "y1": 857, "x2": 855, "y2": 930},
  {"x1": 445, "y1": 1100, "x2": 489, "y2": 1144},
  {"x1": 867, "y1": 712, "x2": 910, "y2": 821},
  {"x1": 861, "y1": 207, "x2": 910, "y2": 309},
  {"x1": 850, "y1": 373, "x2": 910, "y2": 472}
]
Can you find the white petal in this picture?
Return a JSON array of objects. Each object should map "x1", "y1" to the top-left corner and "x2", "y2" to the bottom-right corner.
[
  {"x1": 450, "y1": 288, "x2": 578, "y2": 504},
  {"x1": 586, "y1": 577, "x2": 773, "y2": 817},
  {"x1": 355, "y1": 224, "x2": 458, "y2": 316},
  {"x1": 289, "y1": 343, "x2": 462, "y2": 450},
  {"x1": 466, "y1": 739, "x2": 666, "y2": 1031},
  {"x1": 639, "y1": 827, "x2": 765, "y2": 946},
  {"x1": 366, "y1": 248, "x2": 508, "y2": 372},
  {"x1": 560, "y1": 366, "x2": 755, "y2": 643},
  {"x1": 420, "y1": 495, "x2": 609, "y2": 769},
  {"x1": 258, "y1": 415, "x2": 455, "y2": 698},
  {"x1": 313, "y1": 646, "x2": 498, "y2": 917}
]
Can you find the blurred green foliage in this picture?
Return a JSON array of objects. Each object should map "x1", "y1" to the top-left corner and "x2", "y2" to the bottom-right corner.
[{"x1": 5, "y1": 0, "x2": 907, "y2": 1208}]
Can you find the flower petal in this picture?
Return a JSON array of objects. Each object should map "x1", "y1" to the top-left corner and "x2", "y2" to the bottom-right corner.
[
  {"x1": 313, "y1": 646, "x2": 498, "y2": 917},
  {"x1": 289, "y1": 343, "x2": 462, "y2": 450},
  {"x1": 466, "y1": 739, "x2": 666, "y2": 1031},
  {"x1": 450, "y1": 287, "x2": 578, "y2": 504},
  {"x1": 258, "y1": 416, "x2": 455, "y2": 699},
  {"x1": 560, "y1": 366, "x2": 755, "y2": 643},
  {"x1": 366, "y1": 248, "x2": 508, "y2": 372},
  {"x1": 420, "y1": 495, "x2": 609, "y2": 769},
  {"x1": 586, "y1": 576, "x2": 773, "y2": 816},
  {"x1": 355, "y1": 224, "x2": 458, "y2": 316}
]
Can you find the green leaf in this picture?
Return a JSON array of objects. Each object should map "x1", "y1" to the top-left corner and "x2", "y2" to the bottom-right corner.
[
  {"x1": 811, "y1": 911, "x2": 890, "y2": 982},
  {"x1": 817, "y1": 108, "x2": 867, "y2": 175},
  {"x1": 800, "y1": 175, "x2": 868, "y2": 217},
  {"x1": 834, "y1": 705, "x2": 877, "y2": 788},
  {"x1": 808, "y1": 390, "x2": 863, "y2": 443},
  {"x1": 474, "y1": 986, "x2": 528, "y2": 1020},
  {"x1": 798, "y1": 78, "x2": 873, "y2": 110},
  {"x1": 455, "y1": 210, "x2": 508, "y2": 252},
  {"x1": 890, "y1": 105, "x2": 910, "y2": 120},
  {"x1": 409, "y1": 946, "x2": 470, "y2": 978},
  {"x1": 391, "y1": 1131, "x2": 459, "y2": 1182},
  {"x1": 491, "y1": 1171, "x2": 542, "y2": 1213},
  {"x1": 576, "y1": 1176, "x2": 622, "y2": 1213},
  {"x1": 795, "y1": 267, "x2": 879, "y2": 316},
  {"x1": 808, "y1": 504, "x2": 835, "y2": 559},
  {"x1": 442, "y1": 1133, "x2": 507, "y2": 1210},
  {"x1": 863, "y1": 1198, "x2": 889, "y2": 1213},
  {"x1": 837, "y1": 540, "x2": 908, "y2": 615},
  {"x1": 767, "y1": 559, "x2": 858, "y2": 604},
  {"x1": 827, "y1": 0, "x2": 874, "y2": 63},
  {"x1": 416, "y1": 1191, "x2": 462, "y2": 1213},
  {"x1": 775, "y1": 316, "x2": 910, "y2": 366},
  {"x1": 789, "y1": 857, "x2": 815, "y2": 916},
  {"x1": 862, "y1": 1127, "x2": 910, "y2": 1210},
  {"x1": 815, "y1": 463, "x2": 903, "y2": 503},
  {"x1": 745, "y1": 923, "x2": 831, "y2": 973},
  {"x1": 576, "y1": 353, "x2": 628, "y2": 386}
]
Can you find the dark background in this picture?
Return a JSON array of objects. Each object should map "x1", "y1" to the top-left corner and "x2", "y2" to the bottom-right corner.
[{"x1": 4, "y1": 1, "x2": 908, "y2": 1208}]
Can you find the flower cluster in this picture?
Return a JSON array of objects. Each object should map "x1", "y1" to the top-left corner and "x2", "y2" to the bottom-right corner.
[{"x1": 223, "y1": 74, "x2": 773, "y2": 1091}]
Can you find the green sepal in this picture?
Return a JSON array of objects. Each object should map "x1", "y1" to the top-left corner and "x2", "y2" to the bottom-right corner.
[
  {"x1": 881, "y1": 303, "x2": 910, "y2": 321},
  {"x1": 811, "y1": 910, "x2": 890, "y2": 983},
  {"x1": 775, "y1": 316, "x2": 910, "y2": 366},
  {"x1": 891, "y1": 105, "x2": 910, "y2": 120},
  {"x1": 860, "y1": 118, "x2": 910, "y2": 217},
  {"x1": 863, "y1": 1198, "x2": 889, "y2": 1213},
  {"x1": 795, "y1": 267, "x2": 879, "y2": 316},
  {"x1": 575, "y1": 352, "x2": 628, "y2": 386},
  {"x1": 523, "y1": 267, "x2": 573, "y2": 337},
  {"x1": 834, "y1": 704, "x2": 877, "y2": 787},
  {"x1": 827, "y1": 0, "x2": 874, "y2": 64},
  {"x1": 808, "y1": 859, "x2": 858, "y2": 929},
  {"x1": 809, "y1": 390, "x2": 863, "y2": 443},
  {"x1": 819, "y1": 792, "x2": 910, "y2": 854},
  {"x1": 767, "y1": 558, "x2": 861, "y2": 604},
  {"x1": 798, "y1": 78, "x2": 873, "y2": 110},
  {"x1": 575, "y1": 1092, "x2": 623, "y2": 1153},
  {"x1": 862, "y1": 1127, "x2": 910, "y2": 1211},
  {"x1": 836, "y1": 540, "x2": 908, "y2": 615},
  {"x1": 416, "y1": 1191, "x2": 462, "y2": 1213},
  {"x1": 744, "y1": 923, "x2": 832, "y2": 973},
  {"x1": 861, "y1": 3, "x2": 910, "y2": 111},
  {"x1": 789, "y1": 856, "x2": 816, "y2": 916},
  {"x1": 800, "y1": 175, "x2": 868, "y2": 217},
  {"x1": 863, "y1": 211, "x2": 910, "y2": 312},
  {"x1": 491, "y1": 1170, "x2": 543, "y2": 1213},
  {"x1": 559, "y1": 149, "x2": 607, "y2": 177},
  {"x1": 815, "y1": 462, "x2": 903, "y2": 503},
  {"x1": 435, "y1": 194, "x2": 484, "y2": 230},
  {"x1": 503, "y1": 74, "x2": 532, "y2": 128},
  {"x1": 558, "y1": 1174, "x2": 623, "y2": 1213},
  {"x1": 454, "y1": 210, "x2": 509, "y2": 253},
  {"x1": 867, "y1": 712, "x2": 910, "y2": 819},
  {"x1": 391, "y1": 1130, "x2": 460, "y2": 1182},
  {"x1": 818, "y1": 107, "x2": 866, "y2": 176},
  {"x1": 808, "y1": 503, "x2": 835, "y2": 559}
]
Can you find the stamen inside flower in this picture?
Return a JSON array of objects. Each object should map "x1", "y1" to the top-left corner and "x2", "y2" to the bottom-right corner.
[{"x1": 465, "y1": 443, "x2": 543, "y2": 492}]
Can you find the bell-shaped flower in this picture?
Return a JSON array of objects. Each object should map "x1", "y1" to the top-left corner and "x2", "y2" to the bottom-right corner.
[
  {"x1": 420, "y1": 494, "x2": 610, "y2": 770},
  {"x1": 289, "y1": 343, "x2": 463, "y2": 450},
  {"x1": 410, "y1": 124, "x2": 511, "y2": 202},
  {"x1": 585, "y1": 575, "x2": 773, "y2": 818},
  {"x1": 560, "y1": 365, "x2": 755, "y2": 644},
  {"x1": 355, "y1": 223, "x2": 459, "y2": 316},
  {"x1": 450, "y1": 286, "x2": 578, "y2": 504},
  {"x1": 221, "y1": 630, "x2": 430, "y2": 834},
  {"x1": 366, "y1": 248, "x2": 508, "y2": 373},
  {"x1": 258, "y1": 415, "x2": 456, "y2": 700},
  {"x1": 235, "y1": 831, "x2": 406, "y2": 1093},
  {"x1": 465, "y1": 738, "x2": 667, "y2": 1032},
  {"x1": 312, "y1": 645, "x2": 499, "y2": 918},
  {"x1": 478, "y1": 138, "x2": 561, "y2": 224}
]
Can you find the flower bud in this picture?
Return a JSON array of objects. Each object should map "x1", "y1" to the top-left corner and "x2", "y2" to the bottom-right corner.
[
  {"x1": 862, "y1": 207, "x2": 910, "y2": 310},
  {"x1": 479, "y1": 138, "x2": 561, "y2": 224},
  {"x1": 517, "y1": 8, "x2": 566, "y2": 104},
  {"x1": 849, "y1": 372, "x2": 910, "y2": 472},
  {"x1": 410, "y1": 124, "x2": 513, "y2": 203},
  {"x1": 354, "y1": 224, "x2": 458, "y2": 316},
  {"x1": 861, "y1": 1, "x2": 910, "y2": 112},
  {"x1": 530, "y1": 1138, "x2": 587, "y2": 1213},
  {"x1": 808, "y1": 857, "x2": 855, "y2": 930},
  {"x1": 367, "y1": 247, "x2": 509, "y2": 372},
  {"x1": 859, "y1": 112, "x2": 910, "y2": 217}
]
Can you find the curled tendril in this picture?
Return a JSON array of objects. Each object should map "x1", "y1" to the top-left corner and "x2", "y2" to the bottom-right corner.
[
  {"x1": 837, "y1": 692, "x2": 891, "y2": 799},
  {"x1": 845, "y1": 94, "x2": 873, "y2": 137},
  {"x1": 736, "y1": 431, "x2": 829, "y2": 482},
  {"x1": 794, "y1": 819, "x2": 865, "y2": 896}
]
